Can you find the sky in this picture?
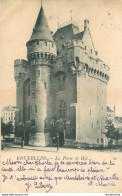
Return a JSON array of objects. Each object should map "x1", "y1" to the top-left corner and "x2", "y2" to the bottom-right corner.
[{"x1": 0, "y1": 0, "x2": 122, "y2": 116}]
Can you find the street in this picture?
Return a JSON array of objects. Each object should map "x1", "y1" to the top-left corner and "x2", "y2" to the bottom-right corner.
[{"x1": 1, "y1": 142, "x2": 122, "y2": 153}]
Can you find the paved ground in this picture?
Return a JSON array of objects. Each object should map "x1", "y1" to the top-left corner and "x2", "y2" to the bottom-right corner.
[{"x1": 1, "y1": 142, "x2": 122, "y2": 153}]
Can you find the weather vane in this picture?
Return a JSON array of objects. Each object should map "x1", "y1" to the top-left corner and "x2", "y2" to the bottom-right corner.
[
  {"x1": 70, "y1": 10, "x2": 73, "y2": 22},
  {"x1": 41, "y1": 0, "x2": 43, "y2": 6}
]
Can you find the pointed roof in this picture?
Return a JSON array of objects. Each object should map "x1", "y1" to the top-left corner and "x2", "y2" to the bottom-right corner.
[
  {"x1": 30, "y1": 6, "x2": 53, "y2": 41},
  {"x1": 53, "y1": 23, "x2": 80, "y2": 43},
  {"x1": 107, "y1": 106, "x2": 114, "y2": 113}
]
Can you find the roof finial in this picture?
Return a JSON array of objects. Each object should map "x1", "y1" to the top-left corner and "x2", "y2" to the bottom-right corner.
[
  {"x1": 57, "y1": 16, "x2": 59, "y2": 28},
  {"x1": 41, "y1": 0, "x2": 43, "y2": 7},
  {"x1": 70, "y1": 10, "x2": 73, "y2": 22}
]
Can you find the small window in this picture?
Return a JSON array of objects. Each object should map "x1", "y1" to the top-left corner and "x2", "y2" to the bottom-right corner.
[
  {"x1": 37, "y1": 70, "x2": 40, "y2": 76},
  {"x1": 45, "y1": 42, "x2": 47, "y2": 46},
  {"x1": 85, "y1": 46, "x2": 86, "y2": 50},
  {"x1": 34, "y1": 105, "x2": 37, "y2": 113},
  {"x1": 91, "y1": 49, "x2": 92, "y2": 53},
  {"x1": 44, "y1": 82, "x2": 46, "y2": 89},
  {"x1": 37, "y1": 41, "x2": 39, "y2": 45},
  {"x1": 31, "y1": 119, "x2": 35, "y2": 126},
  {"x1": 32, "y1": 93, "x2": 35, "y2": 99}
]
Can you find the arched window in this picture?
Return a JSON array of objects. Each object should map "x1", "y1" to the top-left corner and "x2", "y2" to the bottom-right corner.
[
  {"x1": 59, "y1": 100, "x2": 66, "y2": 118},
  {"x1": 58, "y1": 75, "x2": 65, "y2": 91}
]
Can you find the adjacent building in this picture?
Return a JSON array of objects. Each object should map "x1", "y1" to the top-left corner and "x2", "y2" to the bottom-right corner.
[
  {"x1": 14, "y1": 4, "x2": 109, "y2": 147},
  {"x1": 1, "y1": 105, "x2": 19, "y2": 132},
  {"x1": 106, "y1": 106, "x2": 115, "y2": 122}
]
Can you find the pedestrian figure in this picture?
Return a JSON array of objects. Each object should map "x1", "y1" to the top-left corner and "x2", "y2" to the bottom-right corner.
[
  {"x1": 57, "y1": 132, "x2": 59, "y2": 152},
  {"x1": 21, "y1": 136, "x2": 24, "y2": 148}
]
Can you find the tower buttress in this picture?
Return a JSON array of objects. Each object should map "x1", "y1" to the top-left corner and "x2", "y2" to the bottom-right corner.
[{"x1": 14, "y1": 59, "x2": 29, "y2": 122}]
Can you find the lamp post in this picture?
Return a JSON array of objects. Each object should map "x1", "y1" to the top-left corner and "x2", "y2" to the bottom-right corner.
[
  {"x1": 51, "y1": 119, "x2": 59, "y2": 151},
  {"x1": 63, "y1": 119, "x2": 66, "y2": 146},
  {"x1": 21, "y1": 122, "x2": 25, "y2": 148}
]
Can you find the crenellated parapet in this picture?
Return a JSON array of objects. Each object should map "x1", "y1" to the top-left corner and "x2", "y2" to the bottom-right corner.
[
  {"x1": 27, "y1": 52, "x2": 56, "y2": 64},
  {"x1": 70, "y1": 60, "x2": 109, "y2": 84},
  {"x1": 26, "y1": 39, "x2": 57, "y2": 63},
  {"x1": 56, "y1": 39, "x2": 109, "y2": 83}
]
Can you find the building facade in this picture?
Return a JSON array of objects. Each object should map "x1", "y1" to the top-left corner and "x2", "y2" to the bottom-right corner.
[
  {"x1": 1, "y1": 105, "x2": 19, "y2": 132},
  {"x1": 14, "y1": 5, "x2": 109, "y2": 147},
  {"x1": 106, "y1": 106, "x2": 115, "y2": 122}
]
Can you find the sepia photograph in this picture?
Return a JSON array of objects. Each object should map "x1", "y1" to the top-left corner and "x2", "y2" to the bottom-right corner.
[{"x1": 0, "y1": 0, "x2": 122, "y2": 194}]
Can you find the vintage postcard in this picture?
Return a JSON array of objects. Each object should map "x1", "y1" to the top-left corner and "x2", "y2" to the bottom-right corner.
[{"x1": 0, "y1": 0, "x2": 122, "y2": 194}]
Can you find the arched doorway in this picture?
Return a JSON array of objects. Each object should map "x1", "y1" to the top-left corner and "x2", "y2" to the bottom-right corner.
[{"x1": 59, "y1": 132, "x2": 64, "y2": 147}]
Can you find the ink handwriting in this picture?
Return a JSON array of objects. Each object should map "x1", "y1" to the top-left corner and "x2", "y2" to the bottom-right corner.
[{"x1": 1, "y1": 156, "x2": 120, "y2": 193}]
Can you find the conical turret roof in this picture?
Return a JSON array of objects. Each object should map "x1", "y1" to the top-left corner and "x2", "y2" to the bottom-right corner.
[{"x1": 30, "y1": 6, "x2": 53, "y2": 41}]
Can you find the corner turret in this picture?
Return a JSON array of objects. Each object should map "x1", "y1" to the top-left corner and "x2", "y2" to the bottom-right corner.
[{"x1": 26, "y1": 6, "x2": 57, "y2": 64}]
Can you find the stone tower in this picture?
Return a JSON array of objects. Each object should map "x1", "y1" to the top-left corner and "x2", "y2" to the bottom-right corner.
[
  {"x1": 15, "y1": 5, "x2": 57, "y2": 146},
  {"x1": 26, "y1": 6, "x2": 57, "y2": 146}
]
